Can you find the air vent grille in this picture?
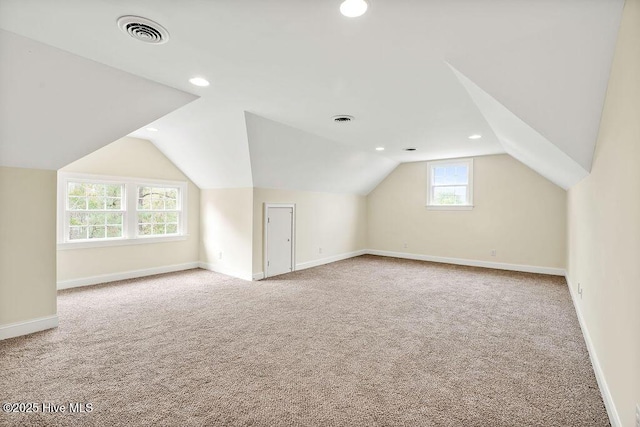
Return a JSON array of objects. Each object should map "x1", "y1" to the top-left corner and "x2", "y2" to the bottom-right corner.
[
  {"x1": 332, "y1": 115, "x2": 354, "y2": 123},
  {"x1": 117, "y1": 16, "x2": 169, "y2": 44}
]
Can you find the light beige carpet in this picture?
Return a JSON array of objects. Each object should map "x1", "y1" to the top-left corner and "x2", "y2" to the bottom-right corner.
[{"x1": 0, "y1": 255, "x2": 608, "y2": 426}]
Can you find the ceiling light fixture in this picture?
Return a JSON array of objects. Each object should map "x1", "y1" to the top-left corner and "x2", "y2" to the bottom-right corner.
[
  {"x1": 375, "y1": 147, "x2": 385, "y2": 151},
  {"x1": 468, "y1": 134, "x2": 482, "y2": 140},
  {"x1": 340, "y1": 0, "x2": 368, "y2": 17},
  {"x1": 146, "y1": 127, "x2": 158, "y2": 132},
  {"x1": 189, "y1": 77, "x2": 210, "y2": 87}
]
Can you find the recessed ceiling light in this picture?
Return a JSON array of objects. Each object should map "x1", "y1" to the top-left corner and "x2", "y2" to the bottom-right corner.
[
  {"x1": 340, "y1": 0, "x2": 368, "y2": 17},
  {"x1": 189, "y1": 77, "x2": 210, "y2": 87},
  {"x1": 146, "y1": 127, "x2": 158, "y2": 132},
  {"x1": 468, "y1": 134, "x2": 482, "y2": 140},
  {"x1": 375, "y1": 147, "x2": 385, "y2": 151}
]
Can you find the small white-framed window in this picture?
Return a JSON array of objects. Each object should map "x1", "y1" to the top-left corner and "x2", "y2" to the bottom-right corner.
[
  {"x1": 426, "y1": 158, "x2": 474, "y2": 210},
  {"x1": 58, "y1": 172, "x2": 187, "y2": 249}
]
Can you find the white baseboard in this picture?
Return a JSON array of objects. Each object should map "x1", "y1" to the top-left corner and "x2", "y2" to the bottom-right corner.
[
  {"x1": 258, "y1": 249, "x2": 561, "y2": 279},
  {"x1": 565, "y1": 276, "x2": 620, "y2": 427},
  {"x1": 366, "y1": 249, "x2": 565, "y2": 276},
  {"x1": 0, "y1": 315, "x2": 59, "y2": 340},
  {"x1": 253, "y1": 249, "x2": 367, "y2": 280},
  {"x1": 198, "y1": 262, "x2": 253, "y2": 281},
  {"x1": 295, "y1": 249, "x2": 368, "y2": 272},
  {"x1": 57, "y1": 262, "x2": 200, "y2": 290}
]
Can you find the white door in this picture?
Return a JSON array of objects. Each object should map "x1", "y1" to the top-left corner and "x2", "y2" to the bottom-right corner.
[{"x1": 265, "y1": 206, "x2": 294, "y2": 277}]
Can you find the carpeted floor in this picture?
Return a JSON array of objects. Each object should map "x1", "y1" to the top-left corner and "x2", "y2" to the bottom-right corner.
[{"x1": 0, "y1": 255, "x2": 608, "y2": 426}]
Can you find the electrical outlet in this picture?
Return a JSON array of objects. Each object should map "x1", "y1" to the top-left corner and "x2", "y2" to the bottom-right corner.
[
  {"x1": 635, "y1": 404, "x2": 639, "y2": 427},
  {"x1": 403, "y1": 242, "x2": 408, "y2": 249},
  {"x1": 490, "y1": 249, "x2": 496, "y2": 257},
  {"x1": 319, "y1": 247, "x2": 323, "y2": 254},
  {"x1": 578, "y1": 282, "x2": 583, "y2": 299},
  {"x1": 218, "y1": 251, "x2": 223, "y2": 260}
]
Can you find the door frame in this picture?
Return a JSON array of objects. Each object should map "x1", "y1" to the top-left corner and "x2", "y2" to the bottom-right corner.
[{"x1": 263, "y1": 203, "x2": 296, "y2": 278}]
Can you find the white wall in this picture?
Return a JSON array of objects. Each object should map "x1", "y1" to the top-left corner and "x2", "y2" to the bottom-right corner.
[
  {"x1": 566, "y1": 0, "x2": 640, "y2": 425},
  {"x1": 368, "y1": 154, "x2": 566, "y2": 271},
  {"x1": 0, "y1": 167, "x2": 57, "y2": 331},
  {"x1": 57, "y1": 137, "x2": 200, "y2": 286},
  {"x1": 200, "y1": 188, "x2": 254, "y2": 280},
  {"x1": 253, "y1": 188, "x2": 368, "y2": 276}
]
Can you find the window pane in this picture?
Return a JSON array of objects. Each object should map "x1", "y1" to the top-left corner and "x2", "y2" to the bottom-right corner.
[
  {"x1": 152, "y1": 198, "x2": 165, "y2": 210},
  {"x1": 68, "y1": 197, "x2": 87, "y2": 210},
  {"x1": 433, "y1": 186, "x2": 468, "y2": 205},
  {"x1": 433, "y1": 165, "x2": 468, "y2": 186},
  {"x1": 70, "y1": 213, "x2": 87, "y2": 226},
  {"x1": 85, "y1": 183, "x2": 100, "y2": 196},
  {"x1": 88, "y1": 213, "x2": 105, "y2": 226},
  {"x1": 138, "y1": 197, "x2": 152, "y2": 210},
  {"x1": 106, "y1": 213, "x2": 123, "y2": 225},
  {"x1": 138, "y1": 223, "x2": 152, "y2": 236},
  {"x1": 106, "y1": 197, "x2": 121, "y2": 210},
  {"x1": 138, "y1": 186, "x2": 180, "y2": 211},
  {"x1": 165, "y1": 188, "x2": 178, "y2": 200},
  {"x1": 106, "y1": 185, "x2": 121, "y2": 198},
  {"x1": 166, "y1": 212, "x2": 178, "y2": 223},
  {"x1": 66, "y1": 182, "x2": 124, "y2": 241},
  {"x1": 68, "y1": 182, "x2": 123, "y2": 211},
  {"x1": 69, "y1": 226, "x2": 87, "y2": 240},
  {"x1": 138, "y1": 187, "x2": 152, "y2": 210},
  {"x1": 137, "y1": 210, "x2": 180, "y2": 237},
  {"x1": 87, "y1": 196, "x2": 104, "y2": 210},
  {"x1": 88, "y1": 226, "x2": 105, "y2": 239},
  {"x1": 106, "y1": 225, "x2": 122, "y2": 238},
  {"x1": 68, "y1": 183, "x2": 86, "y2": 196},
  {"x1": 138, "y1": 212, "x2": 152, "y2": 223},
  {"x1": 153, "y1": 212, "x2": 167, "y2": 223}
]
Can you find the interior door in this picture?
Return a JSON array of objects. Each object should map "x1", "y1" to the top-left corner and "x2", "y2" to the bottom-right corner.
[{"x1": 266, "y1": 206, "x2": 293, "y2": 277}]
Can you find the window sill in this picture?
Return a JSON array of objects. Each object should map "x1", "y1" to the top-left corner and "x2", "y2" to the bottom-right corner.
[
  {"x1": 57, "y1": 235, "x2": 189, "y2": 250},
  {"x1": 426, "y1": 205, "x2": 474, "y2": 211}
]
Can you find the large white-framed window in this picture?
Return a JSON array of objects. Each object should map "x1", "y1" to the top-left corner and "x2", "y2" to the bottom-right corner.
[
  {"x1": 426, "y1": 158, "x2": 474, "y2": 210},
  {"x1": 58, "y1": 172, "x2": 188, "y2": 249}
]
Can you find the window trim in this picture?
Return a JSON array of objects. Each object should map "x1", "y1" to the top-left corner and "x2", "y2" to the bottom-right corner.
[
  {"x1": 57, "y1": 172, "x2": 188, "y2": 250},
  {"x1": 426, "y1": 158, "x2": 474, "y2": 210}
]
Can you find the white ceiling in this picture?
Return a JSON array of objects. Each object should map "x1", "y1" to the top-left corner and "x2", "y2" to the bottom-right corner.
[
  {"x1": 246, "y1": 112, "x2": 397, "y2": 195},
  {"x1": 451, "y1": 65, "x2": 589, "y2": 190},
  {"x1": 0, "y1": 0, "x2": 623, "y2": 192},
  {"x1": 0, "y1": 29, "x2": 197, "y2": 170}
]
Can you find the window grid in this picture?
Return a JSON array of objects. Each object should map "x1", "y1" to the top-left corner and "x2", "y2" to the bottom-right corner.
[
  {"x1": 137, "y1": 186, "x2": 181, "y2": 237},
  {"x1": 59, "y1": 175, "x2": 187, "y2": 246},
  {"x1": 427, "y1": 159, "x2": 473, "y2": 208},
  {"x1": 66, "y1": 182, "x2": 125, "y2": 241}
]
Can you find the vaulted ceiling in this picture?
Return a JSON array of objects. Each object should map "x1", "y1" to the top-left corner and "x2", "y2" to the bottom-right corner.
[{"x1": 0, "y1": 0, "x2": 624, "y2": 192}]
